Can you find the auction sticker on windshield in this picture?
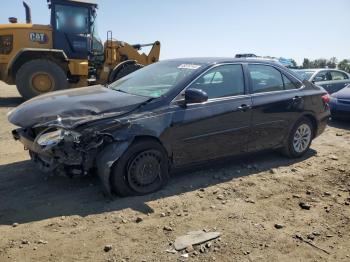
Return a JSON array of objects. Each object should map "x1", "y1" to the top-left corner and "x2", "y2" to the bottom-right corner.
[{"x1": 178, "y1": 64, "x2": 202, "y2": 70}]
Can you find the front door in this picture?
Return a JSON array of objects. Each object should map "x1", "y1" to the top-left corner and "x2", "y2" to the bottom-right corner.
[{"x1": 170, "y1": 64, "x2": 252, "y2": 166}]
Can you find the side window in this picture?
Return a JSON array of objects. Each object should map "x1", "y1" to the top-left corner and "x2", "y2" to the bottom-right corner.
[
  {"x1": 191, "y1": 65, "x2": 245, "y2": 99},
  {"x1": 282, "y1": 74, "x2": 298, "y2": 90},
  {"x1": 248, "y1": 65, "x2": 284, "y2": 93},
  {"x1": 330, "y1": 71, "x2": 348, "y2": 81},
  {"x1": 314, "y1": 71, "x2": 331, "y2": 82},
  {"x1": 202, "y1": 71, "x2": 223, "y2": 84}
]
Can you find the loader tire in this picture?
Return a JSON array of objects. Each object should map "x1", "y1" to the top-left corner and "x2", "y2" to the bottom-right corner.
[
  {"x1": 16, "y1": 59, "x2": 68, "y2": 100},
  {"x1": 109, "y1": 63, "x2": 144, "y2": 83}
]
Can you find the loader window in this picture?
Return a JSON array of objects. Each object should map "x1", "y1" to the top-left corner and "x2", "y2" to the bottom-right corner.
[{"x1": 55, "y1": 5, "x2": 90, "y2": 34}]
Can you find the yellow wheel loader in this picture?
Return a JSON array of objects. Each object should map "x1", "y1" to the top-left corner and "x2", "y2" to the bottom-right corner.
[{"x1": 0, "y1": 0, "x2": 161, "y2": 100}]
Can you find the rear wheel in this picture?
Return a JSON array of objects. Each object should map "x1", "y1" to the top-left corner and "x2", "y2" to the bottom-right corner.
[
  {"x1": 16, "y1": 59, "x2": 68, "y2": 100},
  {"x1": 111, "y1": 140, "x2": 170, "y2": 197},
  {"x1": 282, "y1": 117, "x2": 314, "y2": 158}
]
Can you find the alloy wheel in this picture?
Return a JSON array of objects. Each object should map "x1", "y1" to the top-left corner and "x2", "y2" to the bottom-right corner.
[{"x1": 293, "y1": 124, "x2": 312, "y2": 153}]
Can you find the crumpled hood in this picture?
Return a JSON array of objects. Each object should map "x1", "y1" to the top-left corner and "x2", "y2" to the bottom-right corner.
[
  {"x1": 8, "y1": 85, "x2": 149, "y2": 128},
  {"x1": 332, "y1": 86, "x2": 350, "y2": 100}
]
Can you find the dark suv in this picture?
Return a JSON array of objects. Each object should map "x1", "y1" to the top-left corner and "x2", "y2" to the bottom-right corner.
[{"x1": 8, "y1": 58, "x2": 330, "y2": 196}]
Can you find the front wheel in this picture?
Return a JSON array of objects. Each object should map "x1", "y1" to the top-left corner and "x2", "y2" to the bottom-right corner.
[
  {"x1": 111, "y1": 140, "x2": 170, "y2": 197},
  {"x1": 282, "y1": 117, "x2": 314, "y2": 158}
]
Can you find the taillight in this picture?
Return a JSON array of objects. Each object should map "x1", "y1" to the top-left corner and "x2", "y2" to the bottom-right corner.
[{"x1": 322, "y1": 94, "x2": 330, "y2": 104}]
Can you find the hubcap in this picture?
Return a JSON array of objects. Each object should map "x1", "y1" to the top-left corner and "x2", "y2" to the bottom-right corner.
[
  {"x1": 127, "y1": 150, "x2": 162, "y2": 192},
  {"x1": 293, "y1": 124, "x2": 312, "y2": 153},
  {"x1": 31, "y1": 72, "x2": 54, "y2": 92}
]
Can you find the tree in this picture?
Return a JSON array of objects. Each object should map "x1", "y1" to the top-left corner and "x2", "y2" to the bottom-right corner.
[
  {"x1": 326, "y1": 57, "x2": 337, "y2": 69},
  {"x1": 290, "y1": 59, "x2": 298, "y2": 68},
  {"x1": 338, "y1": 59, "x2": 350, "y2": 73},
  {"x1": 303, "y1": 58, "x2": 311, "y2": 69},
  {"x1": 313, "y1": 59, "x2": 327, "y2": 68}
]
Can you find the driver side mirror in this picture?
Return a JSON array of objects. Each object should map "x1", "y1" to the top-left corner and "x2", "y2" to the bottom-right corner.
[{"x1": 185, "y1": 88, "x2": 208, "y2": 104}]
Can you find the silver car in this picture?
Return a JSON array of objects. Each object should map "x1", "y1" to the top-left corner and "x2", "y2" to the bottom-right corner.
[{"x1": 294, "y1": 69, "x2": 350, "y2": 94}]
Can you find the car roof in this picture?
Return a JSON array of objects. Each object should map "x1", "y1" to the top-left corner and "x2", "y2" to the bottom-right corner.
[
  {"x1": 162, "y1": 57, "x2": 283, "y2": 66},
  {"x1": 294, "y1": 69, "x2": 318, "y2": 71}
]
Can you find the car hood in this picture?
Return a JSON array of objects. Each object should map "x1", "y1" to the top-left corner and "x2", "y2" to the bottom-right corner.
[
  {"x1": 332, "y1": 86, "x2": 350, "y2": 100},
  {"x1": 8, "y1": 85, "x2": 150, "y2": 129}
]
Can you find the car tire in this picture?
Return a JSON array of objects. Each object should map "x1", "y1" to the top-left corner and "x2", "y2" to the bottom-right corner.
[
  {"x1": 282, "y1": 117, "x2": 314, "y2": 158},
  {"x1": 16, "y1": 59, "x2": 68, "y2": 100},
  {"x1": 111, "y1": 140, "x2": 170, "y2": 197}
]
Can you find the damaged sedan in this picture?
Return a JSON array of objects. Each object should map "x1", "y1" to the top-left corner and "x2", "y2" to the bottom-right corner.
[{"x1": 8, "y1": 58, "x2": 330, "y2": 196}]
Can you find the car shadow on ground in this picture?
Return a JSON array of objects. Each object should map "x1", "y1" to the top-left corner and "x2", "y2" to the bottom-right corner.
[
  {"x1": 0, "y1": 149, "x2": 316, "y2": 225},
  {"x1": 0, "y1": 97, "x2": 23, "y2": 108},
  {"x1": 328, "y1": 118, "x2": 350, "y2": 130}
]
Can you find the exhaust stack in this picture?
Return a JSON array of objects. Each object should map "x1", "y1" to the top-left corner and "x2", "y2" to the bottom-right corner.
[{"x1": 23, "y1": 1, "x2": 32, "y2": 24}]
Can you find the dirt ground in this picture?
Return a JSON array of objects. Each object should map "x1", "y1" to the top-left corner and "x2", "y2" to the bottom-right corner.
[{"x1": 0, "y1": 82, "x2": 349, "y2": 262}]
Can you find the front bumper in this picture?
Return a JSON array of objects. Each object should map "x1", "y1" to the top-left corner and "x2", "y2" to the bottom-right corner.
[
  {"x1": 12, "y1": 128, "x2": 51, "y2": 157},
  {"x1": 12, "y1": 128, "x2": 88, "y2": 174},
  {"x1": 12, "y1": 127, "x2": 129, "y2": 196}
]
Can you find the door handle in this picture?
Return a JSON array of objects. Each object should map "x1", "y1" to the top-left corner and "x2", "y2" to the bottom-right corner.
[
  {"x1": 237, "y1": 104, "x2": 252, "y2": 112},
  {"x1": 293, "y1": 96, "x2": 302, "y2": 102}
]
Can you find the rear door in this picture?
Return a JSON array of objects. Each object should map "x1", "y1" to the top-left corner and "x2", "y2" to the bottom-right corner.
[
  {"x1": 247, "y1": 64, "x2": 303, "y2": 152},
  {"x1": 170, "y1": 64, "x2": 252, "y2": 165}
]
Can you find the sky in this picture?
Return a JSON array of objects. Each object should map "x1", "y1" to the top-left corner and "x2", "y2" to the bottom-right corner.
[{"x1": 1, "y1": 0, "x2": 349, "y2": 65}]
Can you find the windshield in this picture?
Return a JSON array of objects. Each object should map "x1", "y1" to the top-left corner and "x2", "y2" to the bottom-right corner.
[
  {"x1": 293, "y1": 70, "x2": 315, "y2": 81},
  {"x1": 109, "y1": 61, "x2": 204, "y2": 98}
]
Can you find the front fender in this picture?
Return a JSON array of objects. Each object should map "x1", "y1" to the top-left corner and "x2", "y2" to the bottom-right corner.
[{"x1": 96, "y1": 141, "x2": 131, "y2": 196}]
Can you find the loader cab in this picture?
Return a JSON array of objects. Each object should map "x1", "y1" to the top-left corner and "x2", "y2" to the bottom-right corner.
[{"x1": 48, "y1": 0, "x2": 103, "y2": 60}]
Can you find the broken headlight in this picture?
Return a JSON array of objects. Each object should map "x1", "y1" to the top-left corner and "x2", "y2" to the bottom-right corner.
[
  {"x1": 36, "y1": 129, "x2": 65, "y2": 147},
  {"x1": 36, "y1": 129, "x2": 81, "y2": 147}
]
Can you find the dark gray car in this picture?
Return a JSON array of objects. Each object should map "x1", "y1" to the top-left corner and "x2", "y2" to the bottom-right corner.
[{"x1": 293, "y1": 69, "x2": 350, "y2": 94}]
